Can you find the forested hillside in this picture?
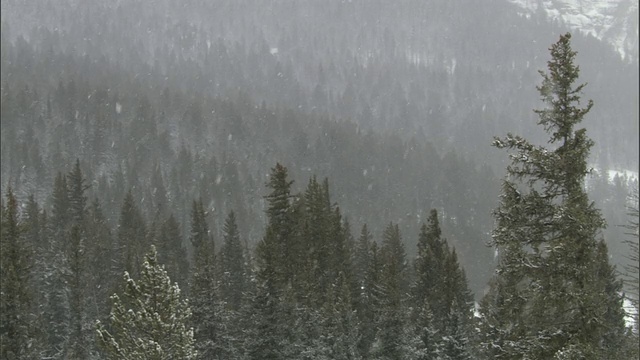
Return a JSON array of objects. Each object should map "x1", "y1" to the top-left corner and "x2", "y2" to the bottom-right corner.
[
  {"x1": 0, "y1": 0, "x2": 638, "y2": 359},
  {"x1": 1, "y1": 0, "x2": 636, "y2": 290}
]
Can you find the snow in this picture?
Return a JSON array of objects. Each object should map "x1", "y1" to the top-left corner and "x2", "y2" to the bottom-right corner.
[
  {"x1": 607, "y1": 168, "x2": 638, "y2": 183},
  {"x1": 508, "y1": 0, "x2": 639, "y2": 60},
  {"x1": 588, "y1": 166, "x2": 638, "y2": 185},
  {"x1": 623, "y1": 297, "x2": 638, "y2": 330}
]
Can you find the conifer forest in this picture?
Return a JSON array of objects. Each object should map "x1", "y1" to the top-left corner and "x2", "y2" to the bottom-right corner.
[{"x1": 0, "y1": 1, "x2": 638, "y2": 359}]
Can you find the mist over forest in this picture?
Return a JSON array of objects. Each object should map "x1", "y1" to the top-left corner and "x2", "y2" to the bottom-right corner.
[{"x1": 0, "y1": 0, "x2": 638, "y2": 359}]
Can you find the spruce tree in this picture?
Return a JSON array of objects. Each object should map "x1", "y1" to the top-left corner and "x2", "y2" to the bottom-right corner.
[
  {"x1": 0, "y1": 189, "x2": 38, "y2": 359},
  {"x1": 157, "y1": 213, "x2": 189, "y2": 291},
  {"x1": 479, "y1": 33, "x2": 628, "y2": 359},
  {"x1": 259, "y1": 163, "x2": 296, "y2": 288},
  {"x1": 248, "y1": 163, "x2": 296, "y2": 359},
  {"x1": 96, "y1": 245, "x2": 196, "y2": 359},
  {"x1": 189, "y1": 199, "x2": 218, "y2": 359},
  {"x1": 44, "y1": 172, "x2": 73, "y2": 357},
  {"x1": 372, "y1": 222, "x2": 408, "y2": 360},
  {"x1": 85, "y1": 198, "x2": 114, "y2": 325},
  {"x1": 117, "y1": 190, "x2": 147, "y2": 280},
  {"x1": 623, "y1": 190, "x2": 638, "y2": 323},
  {"x1": 358, "y1": 239, "x2": 383, "y2": 358},
  {"x1": 413, "y1": 209, "x2": 474, "y2": 359},
  {"x1": 50, "y1": 172, "x2": 70, "y2": 239},
  {"x1": 65, "y1": 160, "x2": 92, "y2": 358},
  {"x1": 354, "y1": 224, "x2": 372, "y2": 293},
  {"x1": 220, "y1": 210, "x2": 247, "y2": 311},
  {"x1": 67, "y1": 159, "x2": 89, "y2": 225}
]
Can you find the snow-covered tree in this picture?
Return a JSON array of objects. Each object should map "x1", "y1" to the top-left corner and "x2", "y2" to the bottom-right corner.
[
  {"x1": 479, "y1": 33, "x2": 628, "y2": 359},
  {"x1": 0, "y1": 189, "x2": 39, "y2": 359},
  {"x1": 96, "y1": 245, "x2": 196, "y2": 359}
]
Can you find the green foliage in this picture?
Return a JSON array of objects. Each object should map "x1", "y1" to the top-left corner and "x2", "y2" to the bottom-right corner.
[
  {"x1": 0, "y1": 189, "x2": 38, "y2": 359},
  {"x1": 96, "y1": 245, "x2": 196, "y2": 359},
  {"x1": 412, "y1": 209, "x2": 474, "y2": 359},
  {"x1": 256, "y1": 163, "x2": 296, "y2": 289},
  {"x1": 480, "y1": 33, "x2": 628, "y2": 359},
  {"x1": 188, "y1": 199, "x2": 222, "y2": 359},
  {"x1": 117, "y1": 190, "x2": 148, "y2": 280},
  {"x1": 220, "y1": 210, "x2": 248, "y2": 311}
]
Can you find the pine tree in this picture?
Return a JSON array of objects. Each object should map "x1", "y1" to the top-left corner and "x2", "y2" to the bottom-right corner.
[
  {"x1": 96, "y1": 245, "x2": 196, "y2": 359},
  {"x1": 258, "y1": 163, "x2": 296, "y2": 288},
  {"x1": 50, "y1": 172, "x2": 70, "y2": 239},
  {"x1": 220, "y1": 210, "x2": 247, "y2": 311},
  {"x1": 22, "y1": 195, "x2": 47, "y2": 355},
  {"x1": 65, "y1": 160, "x2": 92, "y2": 358},
  {"x1": 380, "y1": 222, "x2": 408, "y2": 308},
  {"x1": 354, "y1": 224, "x2": 373, "y2": 293},
  {"x1": 302, "y1": 175, "x2": 333, "y2": 306},
  {"x1": 156, "y1": 213, "x2": 189, "y2": 291},
  {"x1": 85, "y1": 198, "x2": 114, "y2": 324},
  {"x1": 623, "y1": 189, "x2": 638, "y2": 326},
  {"x1": 440, "y1": 249, "x2": 475, "y2": 360},
  {"x1": 357, "y1": 240, "x2": 384, "y2": 358},
  {"x1": 479, "y1": 33, "x2": 628, "y2": 359},
  {"x1": 67, "y1": 224, "x2": 88, "y2": 359},
  {"x1": 117, "y1": 190, "x2": 147, "y2": 280},
  {"x1": 0, "y1": 189, "x2": 38, "y2": 359},
  {"x1": 411, "y1": 210, "x2": 475, "y2": 359},
  {"x1": 372, "y1": 222, "x2": 409, "y2": 360},
  {"x1": 413, "y1": 210, "x2": 447, "y2": 321},
  {"x1": 45, "y1": 172, "x2": 74, "y2": 357},
  {"x1": 67, "y1": 158, "x2": 89, "y2": 225},
  {"x1": 189, "y1": 199, "x2": 224, "y2": 359},
  {"x1": 247, "y1": 163, "x2": 297, "y2": 360}
]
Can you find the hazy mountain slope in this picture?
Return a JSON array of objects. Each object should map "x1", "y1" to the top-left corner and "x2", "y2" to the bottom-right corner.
[
  {"x1": 0, "y1": 0, "x2": 636, "y2": 293},
  {"x1": 509, "y1": 0, "x2": 639, "y2": 61},
  {"x1": 1, "y1": 0, "x2": 637, "y2": 169}
]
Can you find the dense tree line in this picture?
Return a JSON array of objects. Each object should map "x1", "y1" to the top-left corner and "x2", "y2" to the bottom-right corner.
[
  {"x1": 0, "y1": 156, "x2": 478, "y2": 358},
  {"x1": 1, "y1": 0, "x2": 638, "y2": 357},
  {"x1": 0, "y1": 18, "x2": 506, "y2": 294},
  {"x1": 2, "y1": 34, "x2": 639, "y2": 354},
  {"x1": 2, "y1": 0, "x2": 636, "y2": 169},
  {"x1": 1, "y1": 12, "x2": 636, "y2": 294}
]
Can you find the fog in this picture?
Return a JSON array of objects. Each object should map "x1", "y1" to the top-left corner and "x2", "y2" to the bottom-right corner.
[{"x1": 1, "y1": 0, "x2": 638, "y2": 358}]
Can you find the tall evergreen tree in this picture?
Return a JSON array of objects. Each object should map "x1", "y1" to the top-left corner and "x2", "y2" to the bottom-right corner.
[
  {"x1": 44, "y1": 172, "x2": 74, "y2": 358},
  {"x1": 413, "y1": 210, "x2": 447, "y2": 320},
  {"x1": 0, "y1": 189, "x2": 38, "y2": 359},
  {"x1": 189, "y1": 199, "x2": 224, "y2": 359},
  {"x1": 67, "y1": 159, "x2": 89, "y2": 225},
  {"x1": 65, "y1": 160, "x2": 92, "y2": 358},
  {"x1": 67, "y1": 224, "x2": 88, "y2": 359},
  {"x1": 96, "y1": 245, "x2": 196, "y2": 359},
  {"x1": 156, "y1": 213, "x2": 189, "y2": 291},
  {"x1": 623, "y1": 189, "x2": 639, "y2": 321},
  {"x1": 358, "y1": 238, "x2": 383, "y2": 358},
  {"x1": 479, "y1": 33, "x2": 628, "y2": 359},
  {"x1": 372, "y1": 222, "x2": 408, "y2": 360},
  {"x1": 354, "y1": 224, "x2": 372, "y2": 292},
  {"x1": 220, "y1": 210, "x2": 247, "y2": 311},
  {"x1": 248, "y1": 163, "x2": 297, "y2": 359},
  {"x1": 50, "y1": 172, "x2": 70, "y2": 239},
  {"x1": 117, "y1": 189, "x2": 147, "y2": 280},
  {"x1": 259, "y1": 163, "x2": 296, "y2": 288},
  {"x1": 85, "y1": 197, "x2": 114, "y2": 324},
  {"x1": 413, "y1": 209, "x2": 474, "y2": 359}
]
